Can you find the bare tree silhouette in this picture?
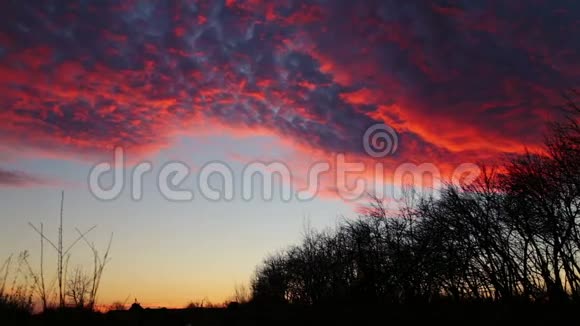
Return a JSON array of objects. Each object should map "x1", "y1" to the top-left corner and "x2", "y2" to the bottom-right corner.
[{"x1": 251, "y1": 92, "x2": 580, "y2": 306}]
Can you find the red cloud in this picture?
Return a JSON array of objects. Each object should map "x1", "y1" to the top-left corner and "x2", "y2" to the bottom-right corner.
[{"x1": 0, "y1": 0, "x2": 577, "y2": 191}]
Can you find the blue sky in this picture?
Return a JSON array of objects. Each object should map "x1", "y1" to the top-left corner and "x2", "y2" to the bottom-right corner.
[{"x1": 0, "y1": 133, "x2": 354, "y2": 306}]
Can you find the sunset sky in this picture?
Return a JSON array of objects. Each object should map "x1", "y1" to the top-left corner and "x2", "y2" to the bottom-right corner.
[{"x1": 0, "y1": 0, "x2": 578, "y2": 308}]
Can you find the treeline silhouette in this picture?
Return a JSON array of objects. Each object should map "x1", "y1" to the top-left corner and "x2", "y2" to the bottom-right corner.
[{"x1": 251, "y1": 92, "x2": 580, "y2": 306}]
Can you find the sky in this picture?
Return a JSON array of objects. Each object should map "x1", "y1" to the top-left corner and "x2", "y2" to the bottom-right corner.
[{"x1": 0, "y1": 0, "x2": 579, "y2": 308}]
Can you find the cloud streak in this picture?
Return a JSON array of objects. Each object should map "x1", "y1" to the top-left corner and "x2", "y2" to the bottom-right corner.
[{"x1": 0, "y1": 168, "x2": 47, "y2": 187}]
